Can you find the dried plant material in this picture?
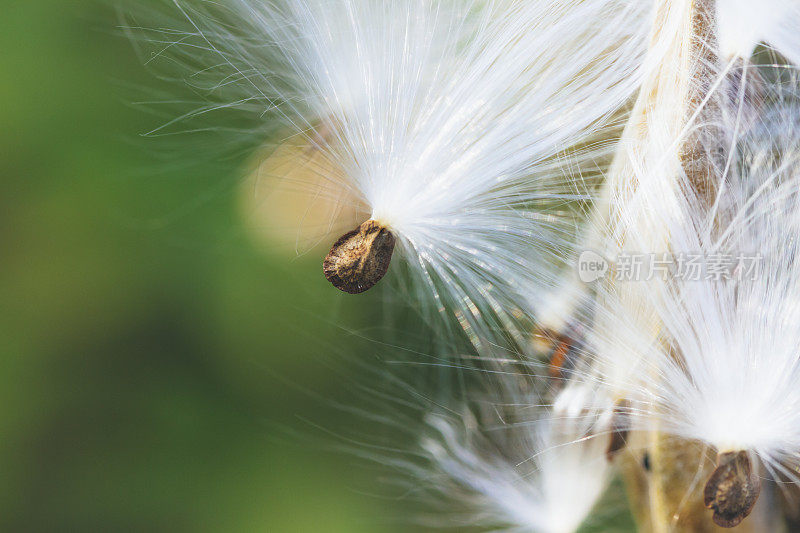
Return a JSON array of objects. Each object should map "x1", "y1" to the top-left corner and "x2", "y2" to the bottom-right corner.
[
  {"x1": 622, "y1": 433, "x2": 719, "y2": 532},
  {"x1": 703, "y1": 451, "x2": 761, "y2": 528},
  {"x1": 618, "y1": 432, "x2": 775, "y2": 533},
  {"x1": 649, "y1": 436, "x2": 728, "y2": 533},
  {"x1": 323, "y1": 220, "x2": 396, "y2": 294}
]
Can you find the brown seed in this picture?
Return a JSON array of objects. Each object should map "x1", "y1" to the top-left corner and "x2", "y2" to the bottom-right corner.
[
  {"x1": 606, "y1": 399, "x2": 631, "y2": 461},
  {"x1": 703, "y1": 450, "x2": 761, "y2": 528},
  {"x1": 323, "y1": 220, "x2": 396, "y2": 294}
]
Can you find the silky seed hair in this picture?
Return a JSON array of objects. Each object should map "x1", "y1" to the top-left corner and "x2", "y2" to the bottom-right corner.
[
  {"x1": 530, "y1": 0, "x2": 713, "y2": 436},
  {"x1": 127, "y1": 0, "x2": 653, "y2": 352},
  {"x1": 573, "y1": 59, "x2": 800, "y2": 529},
  {"x1": 532, "y1": 6, "x2": 800, "y2": 527},
  {"x1": 416, "y1": 379, "x2": 612, "y2": 533},
  {"x1": 716, "y1": 0, "x2": 800, "y2": 63},
  {"x1": 632, "y1": 77, "x2": 800, "y2": 471}
]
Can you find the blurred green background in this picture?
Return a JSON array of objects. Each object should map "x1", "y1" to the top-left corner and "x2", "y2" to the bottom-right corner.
[{"x1": 0, "y1": 1, "x2": 419, "y2": 531}]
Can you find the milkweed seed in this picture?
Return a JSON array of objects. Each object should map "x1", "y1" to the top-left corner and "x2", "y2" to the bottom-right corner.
[
  {"x1": 323, "y1": 220, "x2": 396, "y2": 294},
  {"x1": 703, "y1": 450, "x2": 761, "y2": 528}
]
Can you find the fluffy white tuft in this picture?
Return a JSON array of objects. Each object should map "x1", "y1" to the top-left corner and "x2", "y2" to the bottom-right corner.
[
  {"x1": 537, "y1": 0, "x2": 711, "y2": 408},
  {"x1": 635, "y1": 91, "x2": 800, "y2": 471},
  {"x1": 420, "y1": 398, "x2": 610, "y2": 533},
  {"x1": 578, "y1": 52, "x2": 800, "y2": 480},
  {"x1": 717, "y1": 0, "x2": 800, "y2": 63},
  {"x1": 545, "y1": 3, "x2": 800, "y2": 480},
  {"x1": 130, "y1": 0, "x2": 652, "y2": 348}
]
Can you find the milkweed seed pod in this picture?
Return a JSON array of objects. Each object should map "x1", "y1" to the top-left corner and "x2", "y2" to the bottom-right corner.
[
  {"x1": 628, "y1": 85, "x2": 800, "y2": 528},
  {"x1": 535, "y1": 0, "x2": 720, "y2": 468},
  {"x1": 541, "y1": 0, "x2": 800, "y2": 528}
]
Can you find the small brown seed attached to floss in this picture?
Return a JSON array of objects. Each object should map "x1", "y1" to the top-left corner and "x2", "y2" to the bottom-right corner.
[
  {"x1": 323, "y1": 220, "x2": 396, "y2": 294},
  {"x1": 703, "y1": 450, "x2": 761, "y2": 528},
  {"x1": 606, "y1": 399, "x2": 631, "y2": 461}
]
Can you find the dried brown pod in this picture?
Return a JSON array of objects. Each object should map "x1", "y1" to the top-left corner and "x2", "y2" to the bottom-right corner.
[
  {"x1": 703, "y1": 450, "x2": 761, "y2": 528},
  {"x1": 323, "y1": 220, "x2": 396, "y2": 294}
]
